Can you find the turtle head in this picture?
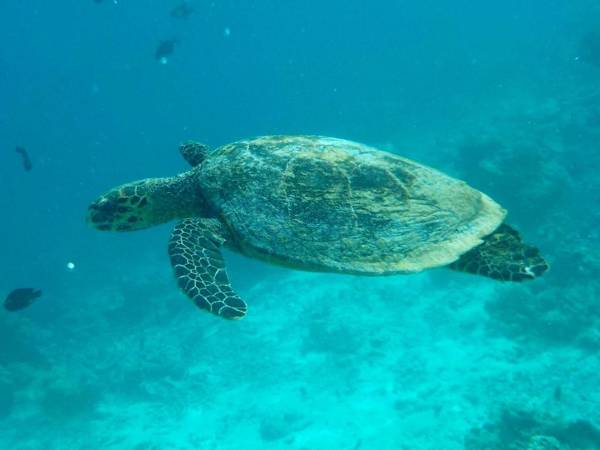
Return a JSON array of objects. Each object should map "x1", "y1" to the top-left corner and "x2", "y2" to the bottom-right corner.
[
  {"x1": 87, "y1": 171, "x2": 206, "y2": 232},
  {"x1": 87, "y1": 179, "x2": 159, "y2": 231}
]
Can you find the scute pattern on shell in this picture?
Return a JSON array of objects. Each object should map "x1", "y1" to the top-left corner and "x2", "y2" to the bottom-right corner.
[{"x1": 199, "y1": 135, "x2": 506, "y2": 274}]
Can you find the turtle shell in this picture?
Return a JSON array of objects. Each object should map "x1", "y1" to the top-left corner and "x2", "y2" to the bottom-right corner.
[{"x1": 198, "y1": 135, "x2": 506, "y2": 274}]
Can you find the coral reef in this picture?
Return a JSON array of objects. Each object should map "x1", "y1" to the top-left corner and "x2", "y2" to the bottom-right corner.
[
  {"x1": 485, "y1": 281, "x2": 600, "y2": 349},
  {"x1": 465, "y1": 407, "x2": 600, "y2": 450},
  {"x1": 259, "y1": 412, "x2": 310, "y2": 443},
  {"x1": 37, "y1": 376, "x2": 102, "y2": 420}
]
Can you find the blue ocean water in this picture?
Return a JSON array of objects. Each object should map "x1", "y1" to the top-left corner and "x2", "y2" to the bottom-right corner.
[{"x1": 1, "y1": 1, "x2": 600, "y2": 448}]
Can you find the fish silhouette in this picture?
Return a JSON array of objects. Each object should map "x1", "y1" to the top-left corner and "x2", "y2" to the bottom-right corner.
[
  {"x1": 4, "y1": 288, "x2": 42, "y2": 311},
  {"x1": 155, "y1": 39, "x2": 178, "y2": 63},
  {"x1": 171, "y1": 2, "x2": 195, "y2": 19},
  {"x1": 16, "y1": 146, "x2": 32, "y2": 171}
]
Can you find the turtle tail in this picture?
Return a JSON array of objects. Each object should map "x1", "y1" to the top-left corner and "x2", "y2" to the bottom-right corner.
[{"x1": 449, "y1": 224, "x2": 549, "y2": 282}]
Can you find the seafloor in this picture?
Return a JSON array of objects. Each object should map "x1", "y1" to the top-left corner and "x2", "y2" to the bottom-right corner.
[{"x1": 2, "y1": 74, "x2": 599, "y2": 449}]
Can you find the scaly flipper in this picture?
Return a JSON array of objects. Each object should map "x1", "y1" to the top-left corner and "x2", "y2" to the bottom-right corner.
[
  {"x1": 449, "y1": 224, "x2": 549, "y2": 281},
  {"x1": 168, "y1": 218, "x2": 247, "y2": 319}
]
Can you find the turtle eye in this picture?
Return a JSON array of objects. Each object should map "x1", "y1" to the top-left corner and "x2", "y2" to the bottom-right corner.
[
  {"x1": 94, "y1": 198, "x2": 116, "y2": 213},
  {"x1": 91, "y1": 198, "x2": 118, "y2": 217}
]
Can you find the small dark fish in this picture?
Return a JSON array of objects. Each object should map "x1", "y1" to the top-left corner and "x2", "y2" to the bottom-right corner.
[
  {"x1": 171, "y1": 2, "x2": 195, "y2": 19},
  {"x1": 4, "y1": 288, "x2": 42, "y2": 312},
  {"x1": 155, "y1": 39, "x2": 178, "y2": 63},
  {"x1": 15, "y1": 146, "x2": 32, "y2": 171}
]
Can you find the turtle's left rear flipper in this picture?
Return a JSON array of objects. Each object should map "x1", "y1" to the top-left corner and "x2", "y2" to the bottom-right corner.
[
  {"x1": 169, "y1": 218, "x2": 247, "y2": 319},
  {"x1": 449, "y1": 224, "x2": 549, "y2": 282}
]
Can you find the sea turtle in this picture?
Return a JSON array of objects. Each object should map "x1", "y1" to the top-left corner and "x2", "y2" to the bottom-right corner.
[{"x1": 87, "y1": 135, "x2": 548, "y2": 320}]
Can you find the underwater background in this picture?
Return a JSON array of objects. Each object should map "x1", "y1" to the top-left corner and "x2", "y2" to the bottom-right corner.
[{"x1": 1, "y1": 1, "x2": 600, "y2": 449}]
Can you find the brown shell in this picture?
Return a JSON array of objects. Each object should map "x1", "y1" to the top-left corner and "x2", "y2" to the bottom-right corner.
[{"x1": 198, "y1": 135, "x2": 506, "y2": 274}]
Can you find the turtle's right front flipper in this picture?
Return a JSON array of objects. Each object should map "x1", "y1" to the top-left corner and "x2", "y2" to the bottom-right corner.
[{"x1": 168, "y1": 218, "x2": 247, "y2": 319}]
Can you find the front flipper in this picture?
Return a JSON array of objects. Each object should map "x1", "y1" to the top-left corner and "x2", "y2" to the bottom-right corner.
[
  {"x1": 168, "y1": 218, "x2": 247, "y2": 319},
  {"x1": 449, "y1": 223, "x2": 549, "y2": 282}
]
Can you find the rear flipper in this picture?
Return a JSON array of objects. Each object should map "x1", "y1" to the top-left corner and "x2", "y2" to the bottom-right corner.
[
  {"x1": 169, "y1": 218, "x2": 247, "y2": 319},
  {"x1": 449, "y1": 224, "x2": 549, "y2": 281}
]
